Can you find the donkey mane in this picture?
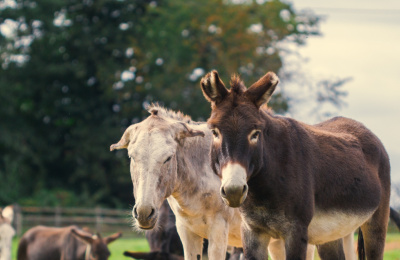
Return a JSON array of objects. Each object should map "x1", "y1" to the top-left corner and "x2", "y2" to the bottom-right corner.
[
  {"x1": 147, "y1": 103, "x2": 196, "y2": 125},
  {"x1": 229, "y1": 74, "x2": 246, "y2": 94},
  {"x1": 229, "y1": 74, "x2": 274, "y2": 115}
]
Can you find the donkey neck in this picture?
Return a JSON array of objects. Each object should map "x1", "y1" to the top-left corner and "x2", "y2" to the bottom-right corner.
[{"x1": 247, "y1": 112, "x2": 314, "y2": 203}]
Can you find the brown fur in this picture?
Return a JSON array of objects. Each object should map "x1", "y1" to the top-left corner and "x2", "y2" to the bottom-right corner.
[{"x1": 201, "y1": 70, "x2": 391, "y2": 260}]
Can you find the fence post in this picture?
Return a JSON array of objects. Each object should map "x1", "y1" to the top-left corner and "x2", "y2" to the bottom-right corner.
[
  {"x1": 95, "y1": 207, "x2": 102, "y2": 232},
  {"x1": 55, "y1": 206, "x2": 61, "y2": 227}
]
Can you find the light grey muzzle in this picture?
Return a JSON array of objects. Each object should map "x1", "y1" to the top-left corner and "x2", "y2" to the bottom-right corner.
[{"x1": 133, "y1": 204, "x2": 157, "y2": 229}]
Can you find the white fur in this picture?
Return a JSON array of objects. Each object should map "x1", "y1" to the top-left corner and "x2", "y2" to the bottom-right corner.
[
  {"x1": 343, "y1": 232, "x2": 357, "y2": 260},
  {"x1": 308, "y1": 210, "x2": 372, "y2": 245},
  {"x1": 0, "y1": 223, "x2": 15, "y2": 260},
  {"x1": 269, "y1": 72, "x2": 279, "y2": 87},
  {"x1": 221, "y1": 163, "x2": 247, "y2": 190}
]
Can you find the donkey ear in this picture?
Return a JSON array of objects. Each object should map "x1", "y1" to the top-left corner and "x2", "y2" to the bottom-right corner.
[
  {"x1": 110, "y1": 125, "x2": 136, "y2": 151},
  {"x1": 200, "y1": 70, "x2": 229, "y2": 104},
  {"x1": 104, "y1": 232, "x2": 122, "y2": 244},
  {"x1": 176, "y1": 123, "x2": 205, "y2": 140},
  {"x1": 71, "y1": 228, "x2": 94, "y2": 245},
  {"x1": 123, "y1": 251, "x2": 152, "y2": 259},
  {"x1": 245, "y1": 72, "x2": 279, "y2": 108}
]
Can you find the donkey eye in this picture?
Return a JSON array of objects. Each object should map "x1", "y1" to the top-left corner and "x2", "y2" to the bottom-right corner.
[
  {"x1": 164, "y1": 156, "x2": 172, "y2": 164},
  {"x1": 250, "y1": 131, "x2": 261, "y2": 141},
  {"x1": 211, "y1": 129, "x2": 219, "y2": 138}
]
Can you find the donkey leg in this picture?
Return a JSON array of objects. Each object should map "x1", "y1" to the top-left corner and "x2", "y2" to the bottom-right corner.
[
  {"x1": 176, "y1": 221, "x2": 203, "y2": 260},
  {"x1": 305, "y1": 244, "x2": 316, "y2": 260},
  {"x1": 241, "y1": 224, "x2": 270, "y2": 260},
  {"x1": 268, "y1": 238, "x2": 285, "y2": 260},
  {"x1": 316, "y1": 239, "x2": 345, "y2": 260},
  {"x1": 360, "y1": 203, "x2": 390, "y2": 260},
  {"x1": 207, "y1": 218, "x2": 229, "y2": 260},
  {"x1": 268, "y1": 238, "x2": 315, "y2": 260},
  {"x1": 284, "y1": 226, "x2": 308, "y2": 260},
  {"x1": 343, "y1": 232, "x2": 356, "y2": 260}
]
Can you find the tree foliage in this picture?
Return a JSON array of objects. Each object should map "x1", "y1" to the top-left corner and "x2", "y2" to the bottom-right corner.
[{"x1": 0, "y1": 0, "x2": 324, "y2": 207}]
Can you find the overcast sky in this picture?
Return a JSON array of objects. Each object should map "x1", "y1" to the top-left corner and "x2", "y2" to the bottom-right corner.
[{"x1": 286, "y1": 0, "x2": 400, "y2": 182}]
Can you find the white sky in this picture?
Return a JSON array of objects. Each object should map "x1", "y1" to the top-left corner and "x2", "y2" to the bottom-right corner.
[{"x1": 286, "y1": 0, "x2": 400, "y2": 182}]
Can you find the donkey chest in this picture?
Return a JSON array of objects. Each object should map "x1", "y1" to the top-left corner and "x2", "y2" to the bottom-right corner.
[
  {"x1": 168, "y1": 194, "x2": 242, "y2": 247},
  {"x1": 168, "y1": 195, "x2": 221, "y2": 228},
  {"x1": 242, "y1": 207, "x2": 291, "y2": 239}
]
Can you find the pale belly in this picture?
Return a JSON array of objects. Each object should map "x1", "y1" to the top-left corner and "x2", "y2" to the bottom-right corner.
[{"x1": 308, "y1": 210, "x2": 373, "y2": 245}]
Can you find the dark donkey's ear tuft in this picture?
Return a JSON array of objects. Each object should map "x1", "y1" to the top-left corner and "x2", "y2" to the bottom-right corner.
[
  {"x1": 245, "y1": 72, "x2": 279, "y2": 108},
  {"x1": 200, "y1": 70, "x2": 229, "y2": 104}
]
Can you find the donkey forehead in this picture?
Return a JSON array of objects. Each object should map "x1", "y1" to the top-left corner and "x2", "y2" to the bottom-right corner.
[
  {"x1": 128, "y1": 127, "x2": 176, "y2": 158},
  {"x1": 208, "y1": 104, "x2": 263, "y2": 131}
]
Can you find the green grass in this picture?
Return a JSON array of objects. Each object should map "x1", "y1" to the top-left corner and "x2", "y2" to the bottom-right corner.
[
  {"x1": 11, "y1": 233, "x2": 400, "y2": 260},
  {"x1": 108, "y1": 237, "x2": 150, "y2": 260},
  {"x1": 386, "y1": 233, "x2": 400, "y2": 243},
  {"x1": 12, "y1": 236, "x2": 150, "y2": 260}
]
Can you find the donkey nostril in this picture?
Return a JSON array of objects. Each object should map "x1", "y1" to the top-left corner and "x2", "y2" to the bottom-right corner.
[
  {"x1": 148, "y1": 208, "x2": 155, "y2": 219},
  {"x1": 221, "y1": 187, "x2": 227, "y2": 197},
  {"x1": 242, "y1": 185, "x2": 248, "y2": 195},
  {"x1": 133, "y1": 207, "x2": 138, "y2": 219}
]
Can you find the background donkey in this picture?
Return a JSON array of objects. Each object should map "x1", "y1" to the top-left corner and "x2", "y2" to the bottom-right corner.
[
  {"x1": 17, "y1": 225, "x2": 121, "y2": 260},
  {"x1": 200, "y1": 70, "x2": 390, "y2": 260},
  {"x1": 110, "y1": 105, "x2": 353, "y2": 260},
  {"x1": 0, "y1": 206, "x2": 16, "y2": 260}
]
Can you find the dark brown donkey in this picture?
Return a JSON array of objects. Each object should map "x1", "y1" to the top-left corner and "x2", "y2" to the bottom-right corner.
[
  {"x1": 17, "y1": 225, "x2": 121, "y2": 260},
  {"x1": 200, "y1": 70, "x2": 391, "y2": 260}
]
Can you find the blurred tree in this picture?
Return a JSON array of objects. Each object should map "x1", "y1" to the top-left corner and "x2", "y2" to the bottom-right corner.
[
  {"x1": 0, "y1": 0, "x2": 150, "y2": 207},
  {"x1": 128, "y1": 0, "x2": 321, "y2": 118},
  {"x1": 0, "y1": 0, "x2": 343, "y2": 207}
]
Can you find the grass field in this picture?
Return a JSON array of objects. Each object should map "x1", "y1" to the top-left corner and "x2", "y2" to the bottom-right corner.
[{"x1": 11, "y1": 233, "x2": 400, "y2": 259}]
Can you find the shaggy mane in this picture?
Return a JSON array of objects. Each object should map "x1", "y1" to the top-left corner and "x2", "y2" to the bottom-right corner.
[
  {"x1": 147, "y1": 103, "x2": 193, "y2": 124},
  {"x1": 229, "y1": 74, "x2": 247, "y2": 94}
]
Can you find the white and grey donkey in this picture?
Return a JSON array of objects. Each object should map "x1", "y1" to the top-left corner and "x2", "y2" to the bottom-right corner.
[{"x1": 110, "y1": 105, "x2": 356, "y2": 260}]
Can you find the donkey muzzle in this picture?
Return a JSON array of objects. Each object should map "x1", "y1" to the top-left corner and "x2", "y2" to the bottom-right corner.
[
  {"x1": 133, "y1": 204, "x2": 158, "y2": 229},
  {"x1": 220, "y1": 163, "x2": 248, "y2": 207},
  {"x1": 220, "y1": 184, "x2": 248, "y2": 207}
]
